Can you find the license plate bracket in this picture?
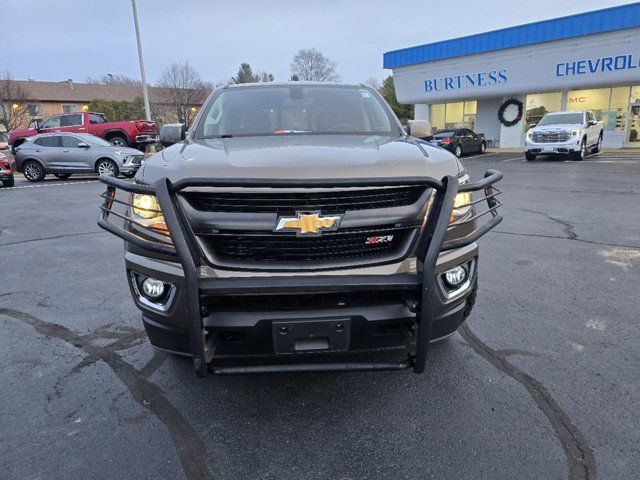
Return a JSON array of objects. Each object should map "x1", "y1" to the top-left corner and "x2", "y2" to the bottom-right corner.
[{"x1": 272, "y1": 318, "x2": 351, "y2": 354}]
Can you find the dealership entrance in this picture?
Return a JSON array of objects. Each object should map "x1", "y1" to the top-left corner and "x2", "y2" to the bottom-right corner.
[{"x1": 384, "y1": 3, "x2": 640, "y2": 149}]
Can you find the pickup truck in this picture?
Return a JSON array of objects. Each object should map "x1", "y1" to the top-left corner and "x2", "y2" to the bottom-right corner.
[
  {"x1": 97, "y1": 82, "x2": 503, "y2": 377},
  {"x1": 525, "y1": 110, "x2": 604, "y2": 161},
  {"x1": 9, "y1": 111, "x2": 158, "y2": 153}
]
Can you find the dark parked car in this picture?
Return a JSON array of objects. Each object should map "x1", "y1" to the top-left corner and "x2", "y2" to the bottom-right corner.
[
  {"x1": 14, "y1": 133, "x2": 145, "y2": 182},
  {"x1": 430, "y1": 128, "x2": 486, "y2": 157},
  {"x1": 0, "y1": 152, "x2": 14, "y2": 187}
]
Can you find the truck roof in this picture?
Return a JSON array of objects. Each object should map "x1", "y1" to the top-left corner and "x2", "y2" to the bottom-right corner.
[{"x1": 225, "y1": 81, "x2": 367, "y2": 89}]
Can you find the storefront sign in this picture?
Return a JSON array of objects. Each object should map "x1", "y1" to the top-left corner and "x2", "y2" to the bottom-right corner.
[
  {"x1": 556, "y1": 54, "x2": 640, "y2": 77},
  {"x1": 391, "y1": 29, "x2": 640, "y2": 104},
  {"x1": 425, "y1": 69, "x2": 507, "y2": 92}
]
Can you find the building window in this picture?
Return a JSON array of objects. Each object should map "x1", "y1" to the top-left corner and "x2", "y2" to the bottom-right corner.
[
  {"x1": 62, "y1": 104, "x2": 77, "y2": 114},
  {"x1": 525, "y1": 92, "x2": 562, "y2": 129},
  {"x1": 27, "y1": 104, "x2": 44, "y2": 118},
  {"x1": 566, "y1": 87, "x2": 631, "y2": 131},
  {"x1": 430, "y1": 101, "x2": 477, "y2": 131},
  {"x1": 631, "y1": 86, "x2": 640, "y2": 103}
]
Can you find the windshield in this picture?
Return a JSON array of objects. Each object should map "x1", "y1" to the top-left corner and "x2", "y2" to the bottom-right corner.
[
  {"x1": 195, "y1": 85, "x2": 396, "y2": 138},
  {"x1": 433, "y1": 130, "x2": 455, "y2": 138},
  {"x1": 538, "y1": 113, "x2": 584, "y2": 126},
  {"x1": 78, "y1": 134, "x2": 114, "y2": 147}
]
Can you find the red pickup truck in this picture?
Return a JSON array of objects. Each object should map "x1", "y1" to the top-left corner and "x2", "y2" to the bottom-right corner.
[{"x1": 9, "y1": 111, "x2": 158, "y2": 152}]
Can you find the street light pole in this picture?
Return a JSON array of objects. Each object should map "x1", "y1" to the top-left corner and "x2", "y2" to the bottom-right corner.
[{"x1": 131, "y1": 0, "x2": 152, "y2": 122}]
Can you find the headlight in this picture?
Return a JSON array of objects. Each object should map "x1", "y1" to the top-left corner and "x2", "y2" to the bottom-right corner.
[
  {"x1": 571, "y1": 129, "x2": 581, "y2": 137},
  {"x1": 451, "y1": 191, "x2": 472, "y2": 222},
  {"x1": 131, "y1": 194, "x2": 168, "y2": 234},
  {"x1": 124, "y1": 155, "x2": 133, "y2": 163},
  {"x1": 526, "y1": 130, "x2": 533, "y2": 140}
]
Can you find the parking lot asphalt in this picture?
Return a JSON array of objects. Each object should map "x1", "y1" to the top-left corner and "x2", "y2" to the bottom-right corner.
[{"x1": 1, "y1": 150, "x2": 639, "y2": 480}]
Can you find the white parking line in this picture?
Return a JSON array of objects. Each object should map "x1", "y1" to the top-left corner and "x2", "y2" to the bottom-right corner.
[
  {"x1": 0, "y1": 180, "x2": 98, "y2": 191},
  {"x1": 500, "y1": 156, "x2": 525, "y2": 162},
  {"x1": 463, "y1": 152, "x2": 502, "y2": 160}
]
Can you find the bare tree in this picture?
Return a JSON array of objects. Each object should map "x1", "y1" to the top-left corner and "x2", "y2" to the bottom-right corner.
[
  {"x1": 364, "y1": 77, "x2": 381, "y2": 90},
  {"x1": 156, "y1": 61, "x2": 212, "y2": 126},
  {"x1": 0, "y1": 71, "x2": 30, "y2": 132},
  {"x1": 230, "y1": 63, "x2": 274, "y2": 84},
  {"x1": 85, "y1": 73, "x2": 142, "y2": 86},
  {"x1": 290, "y1": 49, "x2": 340, "y2": 82}
]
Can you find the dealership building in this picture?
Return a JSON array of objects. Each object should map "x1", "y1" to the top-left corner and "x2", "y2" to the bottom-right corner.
[{"x1": 384, "y1": 2, "x2": 640, "y2": 148}]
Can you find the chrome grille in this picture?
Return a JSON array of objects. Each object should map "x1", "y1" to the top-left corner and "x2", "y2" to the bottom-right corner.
[{"x1": 531, "y1": 130, "x2": 571, "y2": 143}]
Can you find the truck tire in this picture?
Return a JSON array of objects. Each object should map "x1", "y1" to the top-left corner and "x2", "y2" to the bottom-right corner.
[
  {"x1": 525, "y1": 152, "x2": 536, "y2": 161},
  {"x1": 96, "y1": 159, "x2": 119, "y2": 177},
  {"x1": 573, "y1": 138, "x2": 586, "y2": 161},
  {"x1": 592, "y1": 133, "x2": 603, "y2": 153},
  {"x1": 23, "y1": 160, "x2": 45, "y2": 182},
  {"x1": 109, "y1": 135, "x2": 129, "y2": 148},
  {"x1": 2, "y1": 177, "x2": 14, "y2": 187}
]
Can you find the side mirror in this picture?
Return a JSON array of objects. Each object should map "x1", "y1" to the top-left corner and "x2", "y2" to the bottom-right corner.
[
  {"x1": 78, "y1": 142, "x2": 90, "y2": 149},
  {"x1": 529, "y1": 123, "x2": 537, "y2": 128},
  {"x1": 160, "y1": 123, "x2": 186, "y2": 147},
  {"x1": 588, "y1": 120, "x2": 597, "y2": 126},
  {"x1": 406, "y1": 120, "x2": 431, "y2": 139}
]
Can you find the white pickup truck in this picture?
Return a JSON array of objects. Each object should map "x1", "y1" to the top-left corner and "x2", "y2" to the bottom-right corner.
[{"x1": 525, "y1": 110, "x2": 604, "y2": 161}]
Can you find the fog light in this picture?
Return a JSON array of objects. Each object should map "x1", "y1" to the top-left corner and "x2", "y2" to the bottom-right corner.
[
  {"x1": 444, "y1": 265, "x2": 468, "y2": 287},
  {"x1": 141, "y1": 277, "x2": 166, "y2": 299}
]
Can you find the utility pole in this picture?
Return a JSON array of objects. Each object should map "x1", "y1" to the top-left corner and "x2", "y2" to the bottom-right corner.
[{"x1": 131, "y1": 0, "x2": 152, "y2": 122}]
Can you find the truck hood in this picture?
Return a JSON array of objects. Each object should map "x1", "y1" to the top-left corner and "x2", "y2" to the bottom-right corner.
[
  {"x1": 138, "y1": 135, "x2": 461, "y2": 185},
  {"x1": 9, "y1": 128, "x2": 37, "y2": 143},
  {"x1": 531, "y1": 124, "x2": 582, "y2": 131}
]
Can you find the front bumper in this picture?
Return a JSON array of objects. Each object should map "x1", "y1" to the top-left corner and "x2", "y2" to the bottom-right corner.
[
  {"x1": 135, "y1": 134, "x2": 159, "y2": 144},
  {"x1": 525, "y1": 138, "x2": 582, "y2": 154},
  {"x1": 98, "y1": 171, "x2": 503, "y2": 376}
]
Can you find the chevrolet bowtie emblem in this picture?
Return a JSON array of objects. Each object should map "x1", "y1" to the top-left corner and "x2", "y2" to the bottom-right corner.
[{"x1": 274, "y1": 212, "x2": 342, "y2": 236}]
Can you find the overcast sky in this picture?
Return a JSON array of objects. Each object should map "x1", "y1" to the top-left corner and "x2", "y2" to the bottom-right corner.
[{"x1": 3, "y1": 0, "x2": 634, "y2": 85}]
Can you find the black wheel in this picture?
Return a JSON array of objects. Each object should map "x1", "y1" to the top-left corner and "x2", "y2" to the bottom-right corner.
[
  {"x1": 592, "y1": 133, "x2": 603, "y2": 153},
  {"x1": 525, "y1": 152, "x2": 536, "y2": 161},
  {"x1": 54, "y1": 173, "x2": 71, "y2": 180},
  {"x1": 479, "y1": 141, "x2": 486, "y2": 154},
  {"x1": 573, "y1": 138, "x2": 586, "y2": 161},
  {"x1": 23, "y1": 160, "x2": 45, "y2": 182},
  {"x1": 453, "y1": 144, "x2": 462, "y2": 157},
  {"x1": 109, "y1": 136, "x2": 129, "y2": 148},
  {"x1": 122, "y1": 171, "x2": 136, "y2": 178},
  {"x1": 2, "y1": 177, "x2": 14, "y2": 187},
  {"x1": 96, "y1": 159, "x2": 119, "y2": 177}
]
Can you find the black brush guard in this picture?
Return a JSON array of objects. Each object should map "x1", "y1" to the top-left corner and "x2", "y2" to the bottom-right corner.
[{"x1": 98, "y1": 171, "x2": 503, "y2": 377}]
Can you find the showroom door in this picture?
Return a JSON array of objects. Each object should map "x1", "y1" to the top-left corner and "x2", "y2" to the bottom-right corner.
[{"x1": 626, "y1": 103, "x2": 640, "y2": 146}]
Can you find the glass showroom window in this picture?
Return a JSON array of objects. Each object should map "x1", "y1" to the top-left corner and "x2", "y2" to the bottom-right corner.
[
  {"x1": 430, "y1": 104, "x2": 445, "y2": 131},
  {"x1": 567, "y1": 88, "x2": 618, "y2": 131},
  {"x1": 430, "y1": 101, "x2": 477, "y2": 131},
  {"x1": 630, "y1": 85, "x2": 640, "y2": 103},
  {"x1": 608, "y1": 87, "x2": 631, "y2": 131},
  {"x1": 525, "y1": 92, "x2": 562, "y2": 130}
]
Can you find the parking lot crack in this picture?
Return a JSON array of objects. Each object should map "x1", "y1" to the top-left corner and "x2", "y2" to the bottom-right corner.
[
  {"x1": 0, "y1": 230, "x2": 104, "y2": 247},
  {"x1": 490, "y1": 230, "x2": 640, "y2": 250},
  {"x1": 520, "y1": 208, "x2": 578, "y2": 240},
  {"x1": 459, "y1": 323, "x2": 597, "y2": 480},
  {"x1": 0, "y1": 307, "x2": 216, "y2": 480}
]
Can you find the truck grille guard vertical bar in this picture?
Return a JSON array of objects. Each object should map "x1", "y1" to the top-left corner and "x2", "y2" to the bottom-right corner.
[{"x1": 97, "y1": 170, "x2": 503, "y2": 377}]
